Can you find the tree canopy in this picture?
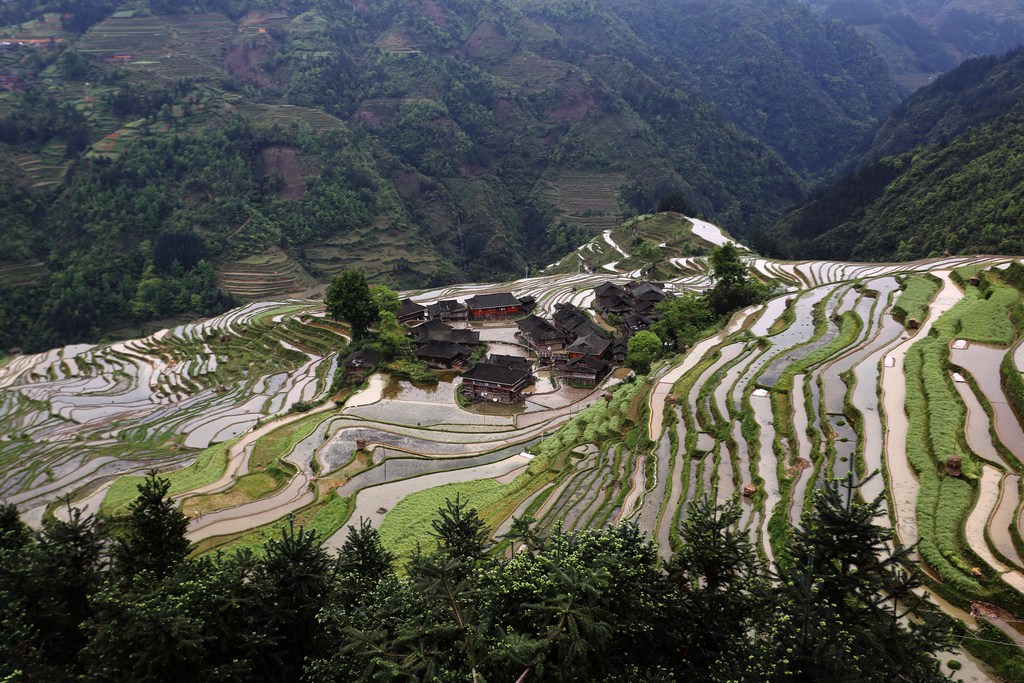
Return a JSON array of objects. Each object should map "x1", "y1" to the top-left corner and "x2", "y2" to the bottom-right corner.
[
  {"x1": 325, "y1": 269, "x2": 376, "y2": 341},
  {"x1": 0, "y1": 474, "x2": 956, "y2": 682}
]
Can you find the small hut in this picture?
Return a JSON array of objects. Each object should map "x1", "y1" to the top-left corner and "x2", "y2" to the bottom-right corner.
[{"x1": 945, "y1": 455, "x2": 962, "y2": 478}]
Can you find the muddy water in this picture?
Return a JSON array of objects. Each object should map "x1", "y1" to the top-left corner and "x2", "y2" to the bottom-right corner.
[
  {"x1": 953, "y1": 381, "x2": 1006, "y2": 466},
  {"x1": 750, "y1": 393, "x2": 778, "y2": 564},
  {"x1": 747, "y1": 295, "x2": 790, "y2": 337},
  {"x1": 951, "y1": 344, "x2": 1024, "y2": 468},
  {"x1": 689, "y1": 343, "x2": 744, "y2": 423},
  {"x1": 851, "y1": 313, "x2": 904, "y2": 503},
  {"x1": 715, "y1": 348, "x2": 757, "y2": 419},
  {"x1": 759, "y1": 285, "x2": 842, "y2": 387},
  {"x1": 648, "y1": 304, "x2": 762, "y2": 439},
  {"x1": 965, "y1": 465, "x2": 1009, "y2": 574},
  {"x1": 991, "y1": 474, "x2": 1024, "y2": 568},
  {"x1": 789, "y1": 374, "x2": 813, "y2": 525},
  {"x1": 657, "y1": 410, "x2": 687, "y2": 559}
]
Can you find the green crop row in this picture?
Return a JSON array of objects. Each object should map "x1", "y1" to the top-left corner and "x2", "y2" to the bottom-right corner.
[
  {"x1": 903, "y1": 343, "x2": 982, "y2": 595},
  {"x1": 1003, "y1": 261, "x2": 1024, "y2": 292},
  {"x1": 196, "y1": 492, "x2": 355, "y2": 557}
]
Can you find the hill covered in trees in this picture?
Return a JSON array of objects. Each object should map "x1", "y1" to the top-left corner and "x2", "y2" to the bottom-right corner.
[
  {"x1": 801, "y1": 0, "x2": 1024, "y2": 89},
  {"x1": 0, "y1": 0, "x2": 902, "y2": 351},
  {"x1": 763, "y1": 45, "x2": 1024, "y2": 261}
]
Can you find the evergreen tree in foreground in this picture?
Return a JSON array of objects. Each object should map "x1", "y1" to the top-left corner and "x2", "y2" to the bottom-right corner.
[{"x1": 0, "y1": 472, "x2": 959, "y2": 682}]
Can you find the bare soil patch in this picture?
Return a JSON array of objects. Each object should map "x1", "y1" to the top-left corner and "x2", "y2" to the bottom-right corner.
[{"x1": 261, "y1": 146, "x2": 306, "y2": 200}]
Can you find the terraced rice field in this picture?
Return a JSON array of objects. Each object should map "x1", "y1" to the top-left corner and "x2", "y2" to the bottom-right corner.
[
  {"x1": 3, "y1": 221, "x2": 1024, "y2": 661},
  {"x1": 0, "y1": 259, "x2": 48, "y2": 286},
  {"x1": 218, "y1": 246, "x2": 321, "y2": 300},
  {"x1": 232, "y1": 103, "x2": 349, "y2": 131},
  {"x1": 536, "y1": 172, "x2": 625, "y2": 236},
  {"x1": 486, "y1": 51, "x2": 574, "y2": 93},
  {"x1": 75, "y1": 14, "x2": 229, "y2": 81}
]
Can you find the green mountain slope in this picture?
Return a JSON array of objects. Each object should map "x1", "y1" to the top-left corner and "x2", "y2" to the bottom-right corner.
[
  {"x1": 0, "y1": 0, "x2": 901, "y2": 351},
  {"x1": 764, "y1": 46, "x2": 1024, "y2": 261},
  {"x1": 603, "y1": 0, "x2": 899, "y2": 178},
  {"x1": 802, "y1": 0, "x2": 1024, "y2": 90}
]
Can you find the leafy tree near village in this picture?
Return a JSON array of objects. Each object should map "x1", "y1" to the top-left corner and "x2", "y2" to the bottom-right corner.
[
  {"x1": 325, "y1": 269, "x2": 377, "y2": 341},
  {"x1": 652, "y1": 293, "x2": 717, "y2": 353},
  {"x1": 626, "y1": 329, "x2": 662, "y2": 373},
  {"x1": 707, "y1": 242, "x2": 768, "y2": 314}
]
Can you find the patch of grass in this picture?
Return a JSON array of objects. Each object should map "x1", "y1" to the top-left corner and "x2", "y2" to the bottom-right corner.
[
  {"x1": 1002, "y1": 347, "x2": 1024, "y2": 425},
  {"x1": 181, "y1": 463, "x2": 294, "y2": 517},
  {"x1": 892, "y1": 274, "x2": 940, "y2": 324},
  {"x1": 378, "y1": 479, "x2": 506, "y2": 561},
  {"x1": 193, "y1": 492, "x2": 354, "y2": 557},
  {"x1": 248, "y1": 411, "x2": 325, "y2": 471},
  {"x1": 101, "y1": 437, "x2": 238, "y2": 516},
  {"x1": 962, "y1": 623, "x2": 1024, "y2": 683}
]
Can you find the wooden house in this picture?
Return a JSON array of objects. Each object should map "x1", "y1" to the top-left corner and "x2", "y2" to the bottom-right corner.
[
  {"x1": 560, "y1": 332, "x2": 611, "y2": 361},
  {"x1": 516, "y1": 315, "x2": 570, "y2": 360},
  {"x1": 397, "y1": 298, "x2": 427, "y2": 324},
  {"x1": 408, "y1": 319, "x2": 481, "y2": 346},
  {"x1": 415, "y1": 340, "x2": 472, "y2": 369},
  {"x1": 460, "y1": 359, "x2": 534, "y2": 404},
  {"x1": 559, "y1": 355, "x2": 610, "y2": 388},
  {"x1": 465, "y1": 292, "x2": 523, "y2": 320},
  {"x1": 343, "y1": 347, "x2": 382, "y2": 380},
  {"x1": 427, "y1": 299, "x2": 469, "y2": 321}
]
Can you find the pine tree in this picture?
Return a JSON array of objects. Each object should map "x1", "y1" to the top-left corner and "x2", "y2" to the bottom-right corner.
[{"x1": 113, "y1": 471, "x2": 191, "y2": 579}]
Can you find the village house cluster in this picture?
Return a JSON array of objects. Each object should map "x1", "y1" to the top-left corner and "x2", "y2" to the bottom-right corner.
[{"x1": 344, "y1": 281, "x2": 672, "y2": 405}]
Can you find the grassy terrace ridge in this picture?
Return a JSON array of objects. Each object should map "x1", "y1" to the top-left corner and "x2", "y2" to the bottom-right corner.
[
  {"x1": 892, "y1": 273, "x2": 941, "y2": 324},
  {"x1": 101, "y1": 436, "x2": 239, "y2": 516},
  {"x1": 176, "y1": 410, "x2": 330, "y2": 518}
]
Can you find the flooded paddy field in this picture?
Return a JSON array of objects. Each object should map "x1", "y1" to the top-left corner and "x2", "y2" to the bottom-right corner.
[{"x1": 2, "y1": 227, "x2": 1022, "y2": 670}]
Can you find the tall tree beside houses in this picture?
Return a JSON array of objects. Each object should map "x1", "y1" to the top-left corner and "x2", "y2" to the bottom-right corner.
[{"x1": 325, "y1": 269, "x2": 376, "y2": 342}]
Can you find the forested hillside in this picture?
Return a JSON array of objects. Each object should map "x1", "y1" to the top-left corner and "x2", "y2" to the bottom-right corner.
[
  {"x1": 764, "y1": 46, "x2": 1024, "y2": 261},
  {"x1": 604, "y1": 0, "x2": 899, "y2": 178},
  {"x1": 801, "y1": 0, "x2": 1024, "y2": 89},
  {"x1": 0, "y1": 0, "x2": 900, "y2": 351}
]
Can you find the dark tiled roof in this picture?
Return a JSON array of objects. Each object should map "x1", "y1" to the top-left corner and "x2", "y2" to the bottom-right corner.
[
  {"x1": 409, "y1": 320, "x2": 480, "y2": 345},
  {"x1": 566, "y1": 333, "x2": 611, "y2": 357},
  {"x1": 415, "y1": 340, "x2": 472, "y2": 360},
  {"x1": 344, "y1": 348, "x2": 382, "y2": 368},
  {"x1": 462, "y1": 362, "x2": 531, "y2": 386},
  {"x1": 489, "y1": 354, "x2": 533, "y2": 371},
  {"x1": 449, "y1": 329, "x2": 481, "y2": 345},
  {"x1": 629, "y1": 282, "x2": 665, "y2": 299},
  {"x1": 410, "y1": 319, "x2": 454, "y2": 337},
  {"x1": 517, "y1": 315, "x2": 565, "y2": 341},
  {"x1": 566, "y1": 355, "x2": 610, "y2": 374},
  {"x1": 428, "y1": 299, "x2": 468, "y2": 315},
  {"x1": 397, "y1": 298, "x2": 426, "y2": 318},
  {"x1": 624, "y1": 313, "x2": 653, "y2": 330},
  {"x1": 594, "y1": 281, "x2": 626, "y2": 297},
  {"x1": 553, "y1": 303, "x2": 588, "y2": 329},
  {"x1": 465, "y1": 292, "x2": 521, "y2": 309}
]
